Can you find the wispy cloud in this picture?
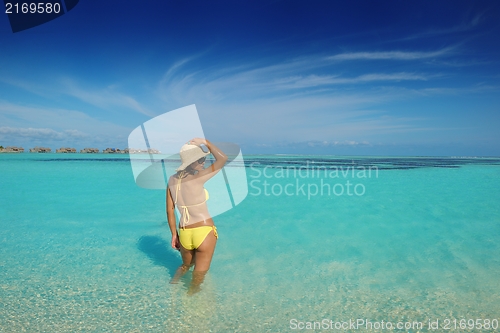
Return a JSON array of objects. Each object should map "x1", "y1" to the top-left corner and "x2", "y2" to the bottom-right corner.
[
  {"x1": 0, "y1": 43, "x2": 485, "y2": 150},
  {"x1": 0, "y1": 76, "x2": 154, "y2": 117},
  {"x1": 0, "y1": 101, "x2": 131, "y2": 147},
  {"x1": 159, "y1": 57, "x2": 198, "y2": 85},
  {"x1": 274, "y1": 72, "x2": 429, "y2": 89},
  {"x1": 152, "y1": 48, "x2": 473, "y2": 145},
  {"x1": 398, "y1": 84, "x2": 500, "y2": 97},
  {"x1": 401, "y1": 13, "x2": 485, "y2": 41},
  {"x1": 156, "y1": 55, "x2": 440, "y2": 106},
  {"x1": 327, "y1": 47, "x2": 454, "y2": 61},
  {"x1": 63, "y1": 80, "x2": 154, "y2": 117},
  {"x1": 0, "y1": 127, "x2": 88, "y2": 140}
]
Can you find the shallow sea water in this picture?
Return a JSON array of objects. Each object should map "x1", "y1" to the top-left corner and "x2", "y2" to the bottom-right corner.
[{"x1": 1, "y1": 154, "x2": 499, "y2": 332}]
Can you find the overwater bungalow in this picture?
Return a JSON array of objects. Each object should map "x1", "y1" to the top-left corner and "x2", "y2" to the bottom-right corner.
[
  {"x1": 29, "y1": 146, "x2": 52, "y2": 153},
  {"x1": 80, "y1": 148, "x2": 99, "y2": 153},
  {"x1": 0, "y1": 146, "x2": 25, "y2": 153},
  {"x1": 56, "y1": 147, "x2": 77, "y2": 153},
  {"x1": 103, "y1": 148, "x2": 125, "y2": 154}
]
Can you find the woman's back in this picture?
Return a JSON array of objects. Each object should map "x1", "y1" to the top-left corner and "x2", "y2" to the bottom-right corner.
[{"x1": 169, "y1": 172, "x2": 212, "y2": 227}]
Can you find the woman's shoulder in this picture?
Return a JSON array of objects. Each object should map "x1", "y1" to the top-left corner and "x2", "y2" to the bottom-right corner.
[
  {"x1": 168, "y1": 172, "x2": 192, "y2": 184},
  {"x1": 168, "y1": 174, "x2": 178, "y2": 185}
]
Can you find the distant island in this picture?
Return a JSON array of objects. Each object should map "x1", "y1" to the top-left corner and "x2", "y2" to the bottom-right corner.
[{"x1": 0, "y1": 146, "x2": 161, "y2": 154}]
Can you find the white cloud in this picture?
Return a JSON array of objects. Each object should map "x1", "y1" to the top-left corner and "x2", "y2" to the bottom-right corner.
[
  {"x1": 0, "y1": 76, "x2": 154, "y2": 117},
  {"x1": 0, "y1": 127, "x2": 88, "y2": 140},
  {"x1": 63, "y1": 80, "x2": 154, "y2": 117},
  {"x1": 0, "y1": 101, "x2": 127, "y2": 132},
  {"x1": 62, "y1": 129, "x2": 89, "y2": 138},
  {"x1": 152, "y1": 53, "x2": 457, "y2": 145},
  {"x1": 0, "y1": 101, "x2": 132, "y2": 148},
  {"x1": 274, "y1": 72, "x2": 429, "y2": 89},
  {"x1": 327, "y1": 47, "x2": 454, "y2": 61},
  {"x1": 0, "y1": 44, "x2": 478, "y2": 150},
  {"x1": 400, "y1": 14, "x2": 484, "y2": 41}
]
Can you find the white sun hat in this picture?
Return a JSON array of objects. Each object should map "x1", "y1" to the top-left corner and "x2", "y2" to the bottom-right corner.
[{"x1": 176, "y1": 143, "x2": 211, "y2": 171}]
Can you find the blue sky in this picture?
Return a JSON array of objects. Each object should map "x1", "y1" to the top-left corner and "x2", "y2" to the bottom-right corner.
[{"x1": 0, "y1": 0, "x2": 499, "y2": 156}]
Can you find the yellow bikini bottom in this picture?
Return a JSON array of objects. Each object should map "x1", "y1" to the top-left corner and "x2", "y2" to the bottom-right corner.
[{"x1": 179, "y1": 226, "x2": 218, "y2": 250}]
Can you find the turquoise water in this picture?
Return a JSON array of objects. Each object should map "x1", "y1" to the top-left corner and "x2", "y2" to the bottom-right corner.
[{"x1": 1, "y1": 154, "x2": 500, "y2": 332}]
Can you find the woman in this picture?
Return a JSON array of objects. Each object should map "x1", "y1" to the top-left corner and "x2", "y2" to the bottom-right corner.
[{"x1": 166, "y1": 137, "x2": 227, "y2": 294}]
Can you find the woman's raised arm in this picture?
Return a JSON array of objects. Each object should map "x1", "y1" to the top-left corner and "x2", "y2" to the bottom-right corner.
[{"x1": 189, "y1": 138, "x2": 228, "y2": 177}]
